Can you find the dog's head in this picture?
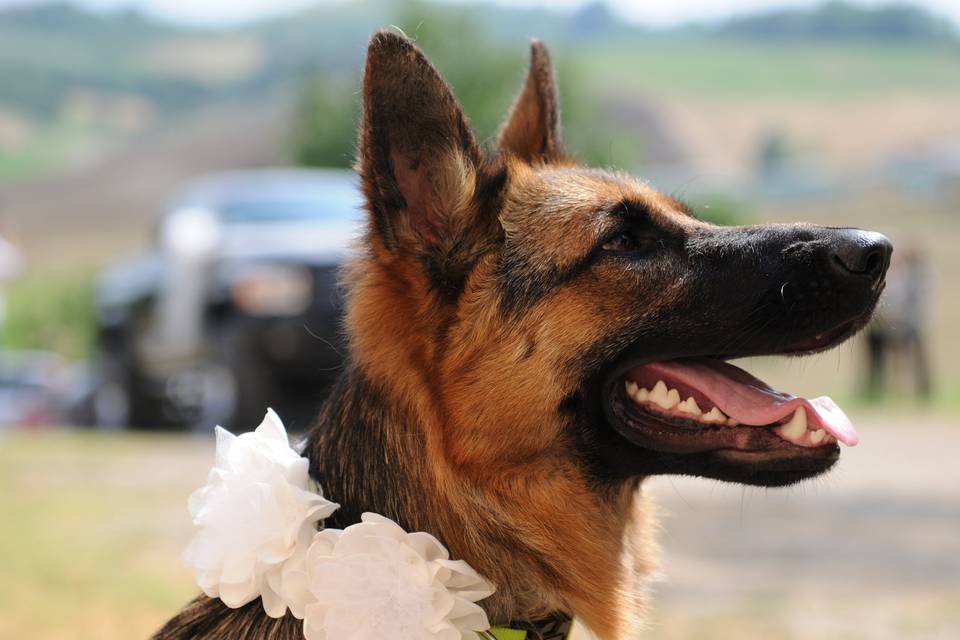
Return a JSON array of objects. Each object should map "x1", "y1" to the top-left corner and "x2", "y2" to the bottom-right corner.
[{"x1": 348, "y1": 31, "x2": 891, "y2": 492}]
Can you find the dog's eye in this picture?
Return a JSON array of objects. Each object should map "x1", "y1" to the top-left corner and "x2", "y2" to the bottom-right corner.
[
  {"x1": 602, "y1": 232, "x2": 659, "y2": 255},
  {"x1": 603, "y1": 233, "x2": 636, "y2": 252}
]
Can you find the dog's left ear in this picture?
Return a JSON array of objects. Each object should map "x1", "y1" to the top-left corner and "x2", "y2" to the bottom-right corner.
[{"x1": 497, "y1": 40, "x2": 564, "y2": 164}]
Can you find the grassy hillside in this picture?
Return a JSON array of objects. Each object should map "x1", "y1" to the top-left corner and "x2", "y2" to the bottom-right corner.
[
  {"x1": 3, "y1": 1, "x2": 960, "y2": 396},
  {"x1": 577, "y1": 38, "x2": 960, "y2": 100},
  {"x1": 1, "y1": 1, "x2": 958, "y2": 181},
  {"x1": 0, "y1": 5, "x2": 201, "y2": 118}
]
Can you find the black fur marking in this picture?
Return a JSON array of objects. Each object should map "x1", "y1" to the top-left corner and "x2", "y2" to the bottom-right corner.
[
  {"x1": 306, "y1": 365, "x2": 424, "y2": 531},
  {"x1": 496, "y1": 248, "x2": 600, "y2": 316},
  {"x1": 362, "y1": 87, "x2": 407, "y2": 251},
  {"x1": 152, "y1": 595, "x2": 301, "y2": 640}
]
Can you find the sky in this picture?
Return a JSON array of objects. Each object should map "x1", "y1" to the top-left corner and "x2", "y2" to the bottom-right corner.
[{"x1": 2, "y1": 0, "x2": 960, "y2": 28}]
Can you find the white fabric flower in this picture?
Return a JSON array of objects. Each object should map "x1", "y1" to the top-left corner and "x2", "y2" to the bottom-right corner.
[
  {"x1": 183, "y1": 408, "x2": 497, "y2": 637},
  {"x1": 183, "y1": 409, "x2": 339, "y2": 618},
  {"x1": 301, "y1": 513, "x2": 495, "y2": 640}
]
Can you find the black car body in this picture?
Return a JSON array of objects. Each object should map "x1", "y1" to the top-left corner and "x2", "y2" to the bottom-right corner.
[{"x1": 95, "y1": 169, "x2": 362, "y2": 430}]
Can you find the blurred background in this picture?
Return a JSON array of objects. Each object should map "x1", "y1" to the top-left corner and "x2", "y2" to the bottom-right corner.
[{"x1": 0, "y1": 0, "x2": 958, "y2": 638}]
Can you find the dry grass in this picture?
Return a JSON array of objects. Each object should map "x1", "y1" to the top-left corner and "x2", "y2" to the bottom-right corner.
[
  {"x1": 0, "y1": 431, "x2": 208, "y2": 640},
  {"x1": 659, "y1": 94, "x2": 960, "y2": 173},
  {"x1": 2, "y1": 413, "x2": 958, "y2": 639}
]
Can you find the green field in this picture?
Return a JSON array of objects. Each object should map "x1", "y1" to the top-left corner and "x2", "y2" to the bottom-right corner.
[{"x1": 576, "y1": 39, "x2": 960, "y2": 99}]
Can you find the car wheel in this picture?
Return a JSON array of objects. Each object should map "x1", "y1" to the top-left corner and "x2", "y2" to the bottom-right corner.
[{"x1": 199, "y1": 323, "x2": 274, "y2": 433}]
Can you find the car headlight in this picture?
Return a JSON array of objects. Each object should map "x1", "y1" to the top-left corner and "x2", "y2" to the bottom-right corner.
[
  {"x1": 230, "y1": 264, "x2": 313, "y2": 317},
  {"x1": 163, "y1": 208, "x2": 221, "y2": 258}
]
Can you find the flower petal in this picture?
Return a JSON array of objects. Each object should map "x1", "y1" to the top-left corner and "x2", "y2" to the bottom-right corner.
[{"x1": 183, "y1": 410, "x2": 339, "y2": 619}]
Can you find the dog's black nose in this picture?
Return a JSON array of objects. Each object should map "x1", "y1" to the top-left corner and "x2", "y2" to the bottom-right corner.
[{"x1": 829, "y1": 229, "x2": 892, "y2": 285}]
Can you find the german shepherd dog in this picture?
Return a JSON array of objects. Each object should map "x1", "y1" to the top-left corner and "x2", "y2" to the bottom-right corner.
[{"x1": 156, "y1": 31, "x2": 891, "y2": 639}]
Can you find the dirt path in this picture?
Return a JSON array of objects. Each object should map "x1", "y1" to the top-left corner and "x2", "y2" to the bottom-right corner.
[{"x1": 641, "y1": 414, "x2": 960, "y2": 639}]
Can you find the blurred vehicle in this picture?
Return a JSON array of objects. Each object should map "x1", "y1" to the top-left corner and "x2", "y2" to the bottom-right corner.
[
  {"x1": 0, "y1": 350, "x2": 72, "y2": 429},
  {"x1": 94, "y1": 169, "x2": 362, "y2": 431}
]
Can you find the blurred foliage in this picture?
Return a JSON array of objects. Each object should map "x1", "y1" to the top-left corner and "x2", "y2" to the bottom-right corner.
[
  {"x1": 714, "y1": 0, "x2": 958, "y2": 41},
  {"x1": 3, "y1": 270, "x2": 96, "y2": 360},
  {"x1": 292, "y1": 3, "x2": 645, "y2": 170},
  {"x1": 688, "y1": 195, "x2": 753, "y2": 227},
  {"x1": 292, "y1": 76, "x2": 360, "y2": 169}
]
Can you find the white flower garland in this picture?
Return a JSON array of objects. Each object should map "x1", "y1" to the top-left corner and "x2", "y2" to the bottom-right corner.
[{"x1": 184, "y1": 410, "x2": 495, "y2": 640}]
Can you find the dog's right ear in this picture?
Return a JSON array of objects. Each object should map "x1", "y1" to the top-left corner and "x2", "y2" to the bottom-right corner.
[
  {"x1": 358, "y1": 30, "x2": 491, "y2": 254},
  {"x1": 497, "y1": 40, "x2": 565, "y2": 164}
]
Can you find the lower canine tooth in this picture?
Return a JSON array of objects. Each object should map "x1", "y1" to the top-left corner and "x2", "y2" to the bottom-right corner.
[
  {"x1": 781, "y1": 407, "x2": 807, "y2": 439},
  {"x1": 704, "y1": 407, "x2": 726, "y2": 422},
  {"x1": 810, "y1": 429, "x2": 826, "y2": 445}
]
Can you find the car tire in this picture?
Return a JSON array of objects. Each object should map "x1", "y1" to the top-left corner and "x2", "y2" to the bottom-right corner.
[{"x1": 203, "y1": 322, "x2": 275, "y2": 433}]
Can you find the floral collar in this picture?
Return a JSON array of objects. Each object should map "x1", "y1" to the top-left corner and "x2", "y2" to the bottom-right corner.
[{"x1": 183, "y1": 409, "x2": 571, "y2": 640}]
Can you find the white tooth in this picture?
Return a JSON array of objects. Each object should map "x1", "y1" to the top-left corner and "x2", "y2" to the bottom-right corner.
[
  {"x1": 704, "y1": 407, "x2": 727, "y2": 422},
  {"x1": 678, "y1": 397, "x2": 702, "y2": 415},
  {"x1": 781, "y1": 407, "x2": 807, "y2": 440},
  {"x1": 650, "y1": 381, "x2": 671, "y2": 408},
  {"x1": 626, "y1": 380, "x2": 638, "y2": 395},
  {"x1": 810, "y1": 429, "x2": 826, "y2": 445},
  {"x1": 636, "y1": 387, "x2": 650, "y2": 401},
  {"x1": 665, "y1": 388, "x2": 681, "y2": 409}
]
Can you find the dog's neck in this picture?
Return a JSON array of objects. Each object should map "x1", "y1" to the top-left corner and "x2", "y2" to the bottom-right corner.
[
  {"x1": 305, "y1": 363, "x2": 653, "y2": 638},
  {"x1": 306, "y1": 367, "x2": 429, "y2": 532}
]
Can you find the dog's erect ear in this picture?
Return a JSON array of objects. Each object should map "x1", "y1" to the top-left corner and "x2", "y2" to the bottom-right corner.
[
  {"x1": 358, "y1": 30, "x2": 497, "y2": 258},
  {"x1": 497, "y1": 40, "x2": 564, "y2": 164}
]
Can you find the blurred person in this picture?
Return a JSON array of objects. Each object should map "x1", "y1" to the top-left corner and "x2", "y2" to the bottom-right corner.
[
  {"x1": 866, "y1": 243, "x2": 932, "y2": 399},
  {"x1": 756, "y1": 128, "x2": 790, "y2": 179},
  {"x1": 0, "y1": 218, "x2": 24, "y2": 341}
]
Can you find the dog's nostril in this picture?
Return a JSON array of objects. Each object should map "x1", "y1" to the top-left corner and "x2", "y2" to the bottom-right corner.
[
  {"x1": 831, "y1": 230, "x2": 892, "y2": 284},
  {"x1": 861, "y1": 248, "x2": 885, "y2": 280}
]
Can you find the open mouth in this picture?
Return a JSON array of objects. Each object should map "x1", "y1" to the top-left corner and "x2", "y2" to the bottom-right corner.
[
  {"x1": 602, "y1": 355, "x2": 856, "y2": 486},
  {"x1": 614, "y1": 358, "x2": 854, "y2": 449}
]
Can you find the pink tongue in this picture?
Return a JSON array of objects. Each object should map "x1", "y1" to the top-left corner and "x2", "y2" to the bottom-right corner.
[{"x1": 633, "y1": 360, "x2": 858, "y2": 446}]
